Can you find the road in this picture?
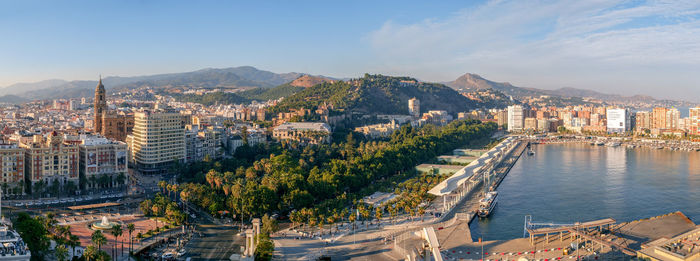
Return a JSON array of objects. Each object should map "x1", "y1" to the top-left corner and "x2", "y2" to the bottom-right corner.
[{"x1": 184, "y1": 222, "x2": 244, "y2": 260}]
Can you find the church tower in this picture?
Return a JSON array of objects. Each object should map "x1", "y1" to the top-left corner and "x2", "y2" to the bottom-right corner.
[{"x1": 94, "y1": 77, "x2": 107, "y2": 133}]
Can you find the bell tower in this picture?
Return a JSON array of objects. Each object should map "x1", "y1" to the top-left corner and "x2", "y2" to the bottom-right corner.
[{"x1": 94, "y1": 76, "x2": 107, "y2": 133}]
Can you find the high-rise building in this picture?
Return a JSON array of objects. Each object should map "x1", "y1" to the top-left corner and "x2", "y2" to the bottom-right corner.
[
  {"x1": 606, "y1": 108, "x2": 630, "y2": 134},
  {"x1": 666, "y1": 108, "x2": 680, "y2": 130},
  {"x1": 690, "y1": 107, "x2": 700, "y2": 135},
  {"x1": 507, "y1": 105, "x2": 524, "y2": 132},
  {"x1": 21, "y1": 132, "x2": 79, "y2": 194},
  {"x1": 408, "y1": 98, "x2": 420, "y2": 118},
  {"x1": 129, "y1": 110, "x2": 185, "y2": 174},
  {"x1": 496, "y1": 109, "x2": 508, "y2": 127},
  {"x1": 78, "y1": 135, "x2": 128, "y2": 190},
  {"x1": 0, "y1": 144, "x2": 25, "y2": 195},
  {"x1": 635, "y1": 111, "x2": 651, "y2": 132},
  {"x1": 524, "y1": 117, "x2": 538, "y2": 131},
  {"x1": 652, "y1": 107, "x2": 668, "y2": 130},
  {"x1": 94, "y1": 78, "x2": 107, "y2": 133}
]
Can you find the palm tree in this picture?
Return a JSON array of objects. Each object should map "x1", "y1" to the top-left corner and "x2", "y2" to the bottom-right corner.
[
  {"x1": 84, "y1": 245, "x2": 97, "y2": 261},
  {"x1": 110, "y1": 224, "x2": 123, "y2": 259},
  {"x1": 89, "y1": 175, "x2": 97, "y2": 191},
  {"x1": 55, "y1": 244, "x2": 69, "y2": 261},
  {"x1": 91, "y1": 230, "x2": 107, "y2": 251},
  {"x1": 68, "y1": 235, "x2": 80, "y2": 259},
  {"x1": 126, "y1": 223, "x2": 135, "y2": 253}
]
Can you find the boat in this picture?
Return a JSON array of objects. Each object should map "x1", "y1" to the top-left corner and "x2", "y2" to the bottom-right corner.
[
  {"x1": 527, "y1": 149, "x2": 535, "y2": 156},
  {"x1": 606, "y1": 142, "x2": 621, "y2": 147},
  {"x1": 595, "y1": 141, "x2": 605, "y2": 146},
  {"x1": 477, "y1": 191, "x2": 498, "y2": 218}
]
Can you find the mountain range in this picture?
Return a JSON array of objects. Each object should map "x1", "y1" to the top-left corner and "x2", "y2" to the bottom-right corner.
[
  {"x1": 445, "y1": 73, "x2": 681, "y2": 105},
  {"x1": 0, "y1": 66, "x2": 309, "y2": 101},
  {"x1": 1, "y1": 67, "x2": 694, "y2": 107}
]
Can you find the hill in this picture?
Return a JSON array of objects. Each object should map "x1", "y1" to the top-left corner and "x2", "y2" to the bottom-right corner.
[
  {"x1": 446, "y1": 73, "x2": 696, "y2": 106},
  {"x1": 0, "y1": 95, "x2": 30, "y2": 104},
  {"x1": 239, "y1": 84, "x2": 304, "y2": 101},
  {"x1": 289, "y1": 75, "x2": 335, "y2": 87},
  {"x1": 271, "y1": 74, "x2": 481, "y2": 115},
  {"x1": 5, "y1": 66, "x2": 308, "y2": 100}
]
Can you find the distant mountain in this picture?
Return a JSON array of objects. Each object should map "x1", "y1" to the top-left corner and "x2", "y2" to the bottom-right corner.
[
  {"x1": 271, "y1": 74, "x2": 482, "y2": 115},
  {"x1": 446, "y1": 73, "x2": 544, "y2": 97},
  {"x1": 5, "y1": 66, "x2": 309, "y2": 100},
  {"x1": 289, "y1": 75, "x2": 335, "y2": 88},
  {"x1": 0, "y1": 79, "x2": 68, "y2": 96},
  {"x1": 445, "y1": 73, "x2": 694, "y2": 105},
  {"x1": 0, "y1": 95, "x2": 30, "y2": 104}
]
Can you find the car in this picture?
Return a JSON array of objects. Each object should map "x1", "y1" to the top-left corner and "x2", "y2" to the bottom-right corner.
[
  {"x1": 59, "y1": 199, "x2": 68, "y2": 204},
  {"x1": 161, "y1": 252, "x2": 174, "y2": 259},
  {"x1": 51, "y1": 200, "x2": 59, "y2": 204},
  {"x1": 26, "y1": 202, "x2": 34, "y2": 206},
  {"x1": 177, "y1": 249, "x2": 186, "y2": 257},
  {"x1": 14, "y1": 203, "x2": 23, "y2": 207}
]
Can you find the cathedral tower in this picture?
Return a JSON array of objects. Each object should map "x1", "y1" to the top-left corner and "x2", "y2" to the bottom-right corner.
[{"x1": 94, "y1": 77, "x2": 107, "y2": 133}]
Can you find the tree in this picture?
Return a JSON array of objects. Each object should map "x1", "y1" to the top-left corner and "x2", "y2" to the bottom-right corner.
[
  {"x1": 110, "y1": 224, "x2": 122, "y2": 259},
  {"x1": 14, "y1": 212, "x2": 50, "y2": 259},
  {"x1": 261, "y1": 214, "x2": 278, "y2": 236},
  {"x1": 91, "y1": 230, "x2": 107, "y2": 251},
  {"x1": 84, "y1": 245, "x2": 97, "y2": 261},
  {"x1": 68, "y1": 235, "x2": 81, "y2": 259},
  {"x1": 126, "y1": 223, "x2": 135, "y2": 253},
  {"x1": 55, "y1": 244, "x2": 69, "y2": 261}
]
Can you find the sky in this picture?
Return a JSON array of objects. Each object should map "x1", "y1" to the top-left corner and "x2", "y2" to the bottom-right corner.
[{"x1": 1, "y1": 0, "x2": 700, "y2": 101}]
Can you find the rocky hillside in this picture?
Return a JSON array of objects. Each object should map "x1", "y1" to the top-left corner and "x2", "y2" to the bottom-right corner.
[
  {"x1": 289, "y1": 75, "x2": 335, "y2": 88},
  {"x1": 271, "y1": 74, "x2": 482, "y2": 115}
]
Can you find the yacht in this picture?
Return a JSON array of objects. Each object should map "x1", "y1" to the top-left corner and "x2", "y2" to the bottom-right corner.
[{"x1": 477, "y1": 191, "x2": 498, "y2": 218}]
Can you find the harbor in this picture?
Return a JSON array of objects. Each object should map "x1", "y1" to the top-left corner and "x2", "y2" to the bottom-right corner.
[{"x1": 394, "y1": 137, "x2": 700, "y2": 260}]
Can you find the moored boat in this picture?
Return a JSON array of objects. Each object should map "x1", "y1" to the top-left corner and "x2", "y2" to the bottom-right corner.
[{"x1": 478, "y1": 191, "x2": 498, "y2": 218}]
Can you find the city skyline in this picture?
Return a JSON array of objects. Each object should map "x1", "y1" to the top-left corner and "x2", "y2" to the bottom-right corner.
[{"x1": 2, "y1": 1, "x2": 700, "y2": 101}]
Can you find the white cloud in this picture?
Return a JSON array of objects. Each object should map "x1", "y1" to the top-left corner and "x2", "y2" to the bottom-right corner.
[{"x1": 366, "y1": 0, "x2": 700, "y2": 101}]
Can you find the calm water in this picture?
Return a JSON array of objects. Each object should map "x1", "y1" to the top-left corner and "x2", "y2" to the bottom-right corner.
[{"x1": 470, "y1": 143, "x2": 700, "y2": 241}]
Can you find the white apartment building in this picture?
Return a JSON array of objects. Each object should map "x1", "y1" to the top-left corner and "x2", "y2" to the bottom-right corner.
[
  {"x1": 507, "y1": 105, "x2": 524, "y2": 132},
  {"x1": 129, "y1": 110, "x2": 185, "y2": 175}
]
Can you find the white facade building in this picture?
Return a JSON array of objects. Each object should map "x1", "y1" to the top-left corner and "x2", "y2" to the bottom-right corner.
[{"x1": 507, "y1": 105, "x2": 524, "y2": 132}]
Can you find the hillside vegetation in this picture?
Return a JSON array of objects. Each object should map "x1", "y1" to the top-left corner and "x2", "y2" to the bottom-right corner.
[{"x1": 271, "y1": 74, "x2": 480, "y2": 115}]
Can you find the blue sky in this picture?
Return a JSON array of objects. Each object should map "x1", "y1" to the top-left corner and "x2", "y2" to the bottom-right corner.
[{"x1": 1, "y1": 0, "x2": 700, "y2": 101}]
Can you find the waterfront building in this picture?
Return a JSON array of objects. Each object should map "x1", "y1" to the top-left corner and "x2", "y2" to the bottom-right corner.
[
  {"x1": 78, "y1": 134, "x2": 128, "y2": 190},
  {"x1": 606, "y1": 108, "x2": 630, "y2": 134},
  {"x1": 408, "y1": 97, "x2": 420, "y2": 118},
  {"x1": 524, "y1": 117, "x2": 538, "y2": 132},
  {"x1": 0, "y1": 144, "x2": 24, "y2": 195},
  {"x1": 536, "y1": 119, "x2": 550, "y2": 132},
  {"x1": 496, "y1": 109, "x2": 508, "y2": 127},
  {"x1": 129, "y1": 110, "x2": 185, "y2": 174},
  {"x1": 507, "y1": 105, "x2": 524, "y2": 132},
  {"x1": 272, "y1": 122, "x2": 331, "y2": 144},
  {"x1": 666, "y1": 108, "x2": 681, "y2": 130},
  {"x1": 635, "y1": 111, "x2": 651, "y2": 133},
  {"x1": 20, "y1": 132, "x2": 79, "y2": 193},
  {"x1": 652, "y1": 107, "x2": 668, "y2": 130},
  {"x1": 690, "y1": 107, "x2": 700, "y2": 135}
]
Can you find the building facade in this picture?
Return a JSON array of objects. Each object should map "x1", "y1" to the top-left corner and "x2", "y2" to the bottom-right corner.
[
  {"x1": 408, "y1": 98, "x2": 420, "y2": 118},
  {"x1": 78, "y1": 135, "x2": 128, "y2": 190},
  {"x1": 606, "y1": 108, "x2": 630, "y2": 134},
  {"x1": 272, "y1": 122, "x2": 331, "y2": 144},
  {"x1": 20, "y1": 132, "x2": 79, "y2": 194},
  {"x1": 0, "y1": 144, "x2": 25, "y2": 195},
  {"x1": 129, "y1": 110, "x2": 185, "y2": 174},
  {"x1": 507, "y1": 105, "x2": 524, "y2": 132},
  {"x1": 94, "y1": 78, "x2": 107, "y2": 134}
]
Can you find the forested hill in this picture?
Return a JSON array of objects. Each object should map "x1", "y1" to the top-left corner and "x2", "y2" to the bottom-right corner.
[{"x1": 270, "y1": 74, "x2": 480, "y2": 115}]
